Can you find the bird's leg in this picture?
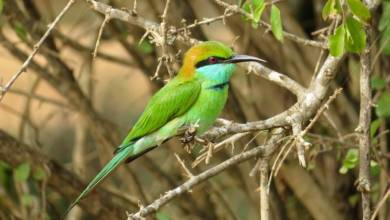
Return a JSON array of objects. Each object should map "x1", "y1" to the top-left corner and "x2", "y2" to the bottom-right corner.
[
  {"x1": 180, "y1": 125, "x2": 198, "y2": 153},
  {"x1": 180, "y1": 126, "x2": 197, "y2": 144}
]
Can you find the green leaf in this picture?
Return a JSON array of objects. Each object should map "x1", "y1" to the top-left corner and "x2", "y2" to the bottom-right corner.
[
  {"x1": 345, "y1": 15, "x2": 366, "y2": 53},
  {"x1": 376, "y1": 91, "x2": 390, "y2": 118},
  {"x1": 156, "y1": 212, "x2": 171, "y2": 220},
  {"x1": 322, "y1": 0, "x2": 341, "y2": 20},
  {"x1": 379, "y1": 2, "x2": 390, "y2": 54},
  {"x1": 33, "y1": 167, "x2": 46, "y2": 181},
  {"x1": 137, "y1": 40, "x2": 153, "y2": 54},
  {"x1": 322, "y1": 0, "x2": 335, "y2": 20},
  {"x1": 370, "y1": 119, "x2": 382, "y2": 138},
  {"x1": 270, "y1": 5, "x2": 283, "y2": 42},
  {"x1": 380, "y1": 26, "x2": 390, "y2": 55},
  {"x1": 339, "y1": 166, "x2": 349, "y2": 174},
  {"x1": 242, "y1": 1, "x2": 251, "y2": 14},
  {"x1": 252, "y1": 0, "x2": 265, "y2": 26},
  {"x1": 371, "y1": 75, "x2": 386, "y2": 90},
  {"x1": 14, "y1": 162, "x2": 31, "y2": 182},
  {"x1": 370, "y1": 160, "x2": 380, "y2": 176},
  {"x1": 329, "y1": 24, "x2": 346, "y2": 56},
  {"x1": 339, "y1": 149, "x2": 358, "y2": 174},
  {"x1": 346, "y1": 0, "x2": 371, "y2": 22},
  {"x1": 13, "y1": 22, "x2": 28, "y2": 41},
  {"x1": 348, "y1": 194, "x2": 359, "y2": 206},
  {"x1": 0, "y1": 0, "x2": 4, "y2": 16},
  {"x1": 21, "y1": 194, "x2": 33, "y2": 206}
]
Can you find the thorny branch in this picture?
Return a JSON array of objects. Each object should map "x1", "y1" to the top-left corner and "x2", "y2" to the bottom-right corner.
[
  {"x1": 86, "y1": 1, "x2": 345, "y2": 218},
  {"x1": 2, "y1": 0, "x2": 376, "y2": 219},
  {"x1": 127, "y1": 129, "x2": 285, "y2": 220}
]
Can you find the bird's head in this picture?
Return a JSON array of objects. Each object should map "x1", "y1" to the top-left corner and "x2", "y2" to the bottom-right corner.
[{"x1": 178, "y1": 41, "x2": 265, "y2": 81}]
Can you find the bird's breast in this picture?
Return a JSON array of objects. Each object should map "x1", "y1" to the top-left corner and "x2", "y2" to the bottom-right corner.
[{"x1": 182, "y1": 84, "x2": 229, "y2": 134}]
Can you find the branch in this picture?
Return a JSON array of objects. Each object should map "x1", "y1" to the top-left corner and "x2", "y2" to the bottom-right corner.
[
  {"x1": 127, "y1": 129, "x2": 285, "y2": 219},
  {"x1": 356, "y1": 25, "x2": 373, "y2": 220},
  {"x1": 0, "y1": 0, "x2": 76, "y2": 102},
  {"x1": 0, "y1": 130, "x2": 136, "y2": 220}
]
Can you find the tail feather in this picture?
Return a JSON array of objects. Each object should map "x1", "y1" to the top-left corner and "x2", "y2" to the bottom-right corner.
[{"x1": 62, "y1": 144, "x2": 133, "y2": 218}]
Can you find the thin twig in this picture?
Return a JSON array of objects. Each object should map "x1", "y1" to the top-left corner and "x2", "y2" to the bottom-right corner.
[
  {"x1": 93, "y1": 8, "x2": 111, "y2": 59},
  {"x1": 0, "y1": 0, "x2": 76, "y2": 102},
  {"x1": 174, "y1": 154, "x2": 194, "y2": 179},
  {"x1": 370, "y1": 187, "x2": 390, "y2": 220}
]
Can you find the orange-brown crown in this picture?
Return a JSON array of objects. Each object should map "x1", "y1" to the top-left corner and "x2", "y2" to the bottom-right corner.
[{"x1": 178, "y1": 41, "x2": 234, "y2": 79}]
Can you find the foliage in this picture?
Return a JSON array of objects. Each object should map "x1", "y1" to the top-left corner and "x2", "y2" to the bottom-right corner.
[
  {"x1": 241, "y1": 0, "x2": 283, "y2": 41},
  {"x1": 379, "y1": 1, "x2": 390, "y2": 54},
  {"x1": 324, "y1": 0, "x2": 370, "y2": 56},
  {"x1": 270, "y1": 4, "x2": 283, "y2": 42}
]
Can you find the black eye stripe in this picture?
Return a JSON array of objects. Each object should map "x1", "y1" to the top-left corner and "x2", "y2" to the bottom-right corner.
[{"x1": 195, "y1": 56, "x2": 229, "y2": 68}]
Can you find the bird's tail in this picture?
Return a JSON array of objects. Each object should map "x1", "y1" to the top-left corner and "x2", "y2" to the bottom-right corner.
[{"x1": 62, "y1": 144, "x2": 133, "y2": 218}]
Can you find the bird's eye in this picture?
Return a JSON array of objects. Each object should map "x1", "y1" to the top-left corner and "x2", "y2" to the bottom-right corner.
[{"x1": 208, "y1": 57, "x2": 218, "y2": 64}]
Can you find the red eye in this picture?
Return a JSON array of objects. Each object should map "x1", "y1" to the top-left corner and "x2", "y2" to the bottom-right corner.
[{"x1": 209, "y1": 57, "x2": 218, "y2": 64}]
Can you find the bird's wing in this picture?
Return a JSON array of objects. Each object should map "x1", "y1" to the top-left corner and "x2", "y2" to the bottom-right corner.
[{"x1": 121, "y1": 79, "x2": 201, "y2": 144}]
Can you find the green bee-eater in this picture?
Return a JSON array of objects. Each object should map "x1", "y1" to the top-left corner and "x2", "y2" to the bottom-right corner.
[{"x1": 64, "y1": 41, "x2": 264, "y2": 214}]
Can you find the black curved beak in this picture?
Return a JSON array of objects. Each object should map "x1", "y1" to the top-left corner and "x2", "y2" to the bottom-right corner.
[{"x1": 224, "y1": 54, "x2": 266, "y2": 64}]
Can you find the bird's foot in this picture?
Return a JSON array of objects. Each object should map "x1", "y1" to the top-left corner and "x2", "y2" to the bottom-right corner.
[
  {"x1": 180, "y1": 126, "x2": 198, "y2": 153},
  {"x1": 180, "y1": 126, "x2": 197, "y2": 144}
]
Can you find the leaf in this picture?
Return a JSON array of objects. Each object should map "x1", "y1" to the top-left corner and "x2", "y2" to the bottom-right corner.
[
  {"x1": 376, "y1": 91, "x2": 390, "y2": 118},
  {"x1": 370, "y1": 160, "x2": 380, "y2": 176},
  {"x1": 379, "y1": 2, "x2": 390, "y2": 54},
  {"x1": 252, "y1": 0, "x2": 265, "y2": 26},
  {"x1": 380, "y1": 27, "x2": 390, "y2": 55},
  {"x1": 370, "y1": 119, "x2": 381, "y2": 138},
  {"x1": 137, "y1": 40, "x2": 153, "y2": 54},
  {"x1": 339, "y1": 166, "x2": 349, "y2": 174},
  {"x1": 270, "y1": 5, "x2": 283, "y2": 42},
  {"x1": 371, "y1": 75, "x2": 386, "y2": 90},
  {"x1": 33, "y1": 167, "x2": 46, "y2": 181},
  {"x1": 322, "y1": 0, "x2": 341, "y2": 20},
  {"x1": 346, "y1": 0, "x2": 371, "y2": 22},
  {"x1": 348, "y1": 194, "x2": 359, "y2": 206},
  {"x1": 13, "y1": 22, "x2": 28, "y2": 41},
  {"x1": 14, "y1": 162, "x2": 31, "y2": 182},
  {"x1": 156, "y1": 212, "x2": 171, "y2": 220},
  {"x1": 241, "y1": 2, "x2": 253, "y2": 24},
  {"x1": 339, "y1": 149, "x2": 358, "y2": 174},
  {"x1": 0, "y1": 0, "x2": 4, "y2": 16},
  {"x1": 329, "y1": 24, "x2": 346, "y2": 56},
  {"x1": 345, "y1": 15, "x2": 366, "y2": 53},
  {"x1": 21, "y1": 194, "x2": 33, "y2": 207},
  {"x1": 322, "y1": 0, "x2": 335, "y2": 20}
]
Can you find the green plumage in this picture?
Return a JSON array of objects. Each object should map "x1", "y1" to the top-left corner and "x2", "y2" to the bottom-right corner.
[
  {"x1": 121, "y1": 78, "x2": 201, "y2": 144},
  {"x1": 64, "y1": 41, "x2": 263, "y2": 216}
]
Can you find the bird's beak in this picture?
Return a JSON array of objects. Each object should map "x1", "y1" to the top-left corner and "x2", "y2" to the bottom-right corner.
[{"x1": 223, "y1": 54, "x2": 266, "y2": 64}]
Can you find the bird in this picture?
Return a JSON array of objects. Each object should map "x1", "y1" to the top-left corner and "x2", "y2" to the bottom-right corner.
[{"x1": 64, "y1": 41, "x2": 265, "y2": 215}]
